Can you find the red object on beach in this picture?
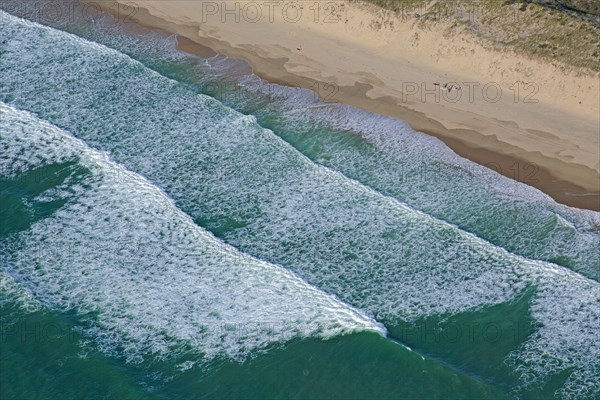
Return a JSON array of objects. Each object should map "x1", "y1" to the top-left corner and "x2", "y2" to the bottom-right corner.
[{"x1": 297, "y1": 47, "x2": 302, "y2": 51}]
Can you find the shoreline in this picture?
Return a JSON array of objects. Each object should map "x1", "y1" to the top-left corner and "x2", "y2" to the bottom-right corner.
[{"x1": 86, "y1": 0, "x2": 599, "y2": 211}]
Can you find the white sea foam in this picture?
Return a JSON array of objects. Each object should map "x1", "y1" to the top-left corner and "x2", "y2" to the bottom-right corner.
[
  {"x1": 0, "y1": 103, "x2": 384, "y2": 365},
  {"x1": 1, "y1": 13, "x2": 599, "y2": 397},
  {"x1": 0, "y1": 271, "x2": 42, "y2": 314},
  {"x1": 231, "y1": 74, "x2": 600, "y2": 279},
  {"x1": 506, "y1": 261, "x2": 600, "y2": 399}
]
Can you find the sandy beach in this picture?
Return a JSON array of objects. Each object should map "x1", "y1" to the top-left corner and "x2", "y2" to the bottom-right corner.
[{"x1": 86, "y1": 0, "x2": 599, "y2": 210}]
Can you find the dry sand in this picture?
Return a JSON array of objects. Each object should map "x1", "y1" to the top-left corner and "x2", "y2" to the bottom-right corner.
[{"x1": 86, "y1": 0, "x2": 600, "y2": 210}]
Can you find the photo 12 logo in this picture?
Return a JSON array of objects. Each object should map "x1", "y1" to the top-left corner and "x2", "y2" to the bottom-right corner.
[
  {"x1": 0, "y1": 1, "x2": 139, "y2": 25},
  {"x1": 401, "y1": 81, "x2": 539, "y2": 104},
  {"x1": 197, "y1": 1, "x2": 347, "y2": 24}
]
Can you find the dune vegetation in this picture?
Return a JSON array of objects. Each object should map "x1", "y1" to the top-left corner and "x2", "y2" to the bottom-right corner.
[{"x1": 358, "y1": 0, "x2": 600, "y2": 71}]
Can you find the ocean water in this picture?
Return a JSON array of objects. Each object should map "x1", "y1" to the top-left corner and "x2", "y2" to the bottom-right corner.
[{"x1": 1, "y1": 4, "x2": 599, "y2": 400}]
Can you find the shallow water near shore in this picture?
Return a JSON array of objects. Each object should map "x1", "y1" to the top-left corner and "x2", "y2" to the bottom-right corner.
[{"x1": 1, "y1": 4, "x2": 599, "y2": 399}]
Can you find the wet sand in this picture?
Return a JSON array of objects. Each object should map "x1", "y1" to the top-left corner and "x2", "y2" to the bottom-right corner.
[{"x1": 85, "y1": 0, "x2": 600, "y2": 211}]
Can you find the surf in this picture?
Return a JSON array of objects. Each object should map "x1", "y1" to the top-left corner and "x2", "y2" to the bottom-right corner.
[
  {"x1": 1, "y1": 11, "x2": 599, "y2": 398},
  {"x1": 0, "y1": 103, "x2": 385, "y2": 365}
]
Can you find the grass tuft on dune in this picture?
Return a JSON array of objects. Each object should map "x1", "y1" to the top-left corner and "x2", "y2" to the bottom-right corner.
[{"x1": 358, "y1": 0, "x2": 600, "y2": 71}]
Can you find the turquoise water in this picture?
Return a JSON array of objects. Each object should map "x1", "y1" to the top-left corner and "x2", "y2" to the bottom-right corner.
[{"x1": 1, "y1": 4, "x2": 599, "y2": 399}]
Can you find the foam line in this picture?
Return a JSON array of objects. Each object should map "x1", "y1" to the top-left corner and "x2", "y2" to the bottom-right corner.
[{"x1": 0, "y1": 103, "x2": 385, "y2": 366}]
